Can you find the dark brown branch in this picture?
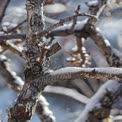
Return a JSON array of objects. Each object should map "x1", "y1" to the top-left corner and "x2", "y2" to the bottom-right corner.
[
  {"x1": 0, "y1": 0, "x2": 10, "y2": 23},
  {"x1": 46, "y1": 42, "x2": 61, "y2": 57},
  {"x1": 84, "y1": 0, "x2": 122, "y2": 67}
]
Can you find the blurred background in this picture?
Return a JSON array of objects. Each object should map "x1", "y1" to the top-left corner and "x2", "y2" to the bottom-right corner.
[{"x1": 0, "y1": 0, "x2": 122, "y2": 121}]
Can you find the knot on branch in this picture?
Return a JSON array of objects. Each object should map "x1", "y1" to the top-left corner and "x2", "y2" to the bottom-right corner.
[
  {"x1": 30, "y1": 13, "x2": 44, "y2": 33},
  {"x1": 24, "y1": 61, "x2": 43, "y2": 81}
]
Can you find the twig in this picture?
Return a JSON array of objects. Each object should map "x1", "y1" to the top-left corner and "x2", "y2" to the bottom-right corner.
[
  {"x1": 75, "y1": 35, "x2": 89, "y2": 67},
  {"x1": 84, "y1": 23, "x2": 122, "y2": 67},
  {"x1": 4, "y1": 19, "x2": 26, "y2": 33},
  {"x1": 0, "y1": 34, "x2": 26, "y2": 41},
  {"x1": 0, "y1": 19, "x2": 89, "y2": 40},
  {"x1": 70, "y1": 5, "x2": 80, "y2": 30},
  {"x1": 35, "y1": 13, "x2": 97, "y2": 38},
  {"x1": 0, "y1": 0, "x2": 10, "y2": 23},
  {"x1": 46, "y1": 42, "x2": 61, "y2": 57},
  {"x1": 0, "y1": 40, "x2": 24, "y2": 57}
]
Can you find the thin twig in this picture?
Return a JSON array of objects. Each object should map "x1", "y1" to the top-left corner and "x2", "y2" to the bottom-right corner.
[
  {"x1": 4, "y1": 19, "x2": 26, "y2": 33},
  {"x1": 0, "y1": 40, "x2": 24, "y2": 57},
  {"x1": 0, "y1": 0, "x2": 10, "y2": 23},
  {"x1": 70, "y1": 5, "x2": 80, "y2": 30},
  {"x1": 0, "y1": 54, "x2": 23, "y2": 92}
]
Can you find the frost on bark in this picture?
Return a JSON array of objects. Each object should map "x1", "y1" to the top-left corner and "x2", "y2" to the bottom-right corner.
[{"x1": 8, "y1": 0, "x2": 47, "y2": 121}]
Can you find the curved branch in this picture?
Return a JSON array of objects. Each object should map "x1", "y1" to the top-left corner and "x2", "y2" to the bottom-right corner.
[{"x1": 41, "y1": 67, "x2": 122, "y2": 87}]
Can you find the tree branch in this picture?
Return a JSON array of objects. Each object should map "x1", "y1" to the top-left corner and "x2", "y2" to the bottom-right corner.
[
  {"x1": 0, "y1": 0, "x2": 10, "y2": 23},
  {"x1": 41, "y1": 67, "x2": 122, "y2": 85},
  {"x1": 75, "y1": 80, "x2": 122, "y2": 122},
  {"x1": 6, "y1": 0, "x2": 122, "y2": 122},
  {"x1": 8, "y1": 0, "x2": 55, "y2": 121},
  {"x1": 84, "y1": 23, "x2": 122, "y2": 67},
  {"x1": 0, "y1": 54, "x2": 56, "y2": 122},
  {"x1": 0, "y1": 54, "x2": 23, "y2": 92}
]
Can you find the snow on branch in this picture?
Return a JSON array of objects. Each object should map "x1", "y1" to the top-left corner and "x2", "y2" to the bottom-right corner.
[
  {"x1": 40, "y1": 67, "x2": 122, "y2": 87},
  {"x1": 75, "y1": 80, "x2": 122, "y2": 122}
]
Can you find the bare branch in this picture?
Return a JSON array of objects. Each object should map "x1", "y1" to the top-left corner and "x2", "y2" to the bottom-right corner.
[
  {"x1": 1, "y1": 17, "x2": 121, "y2": 67},
  {"x1": 46, "y1": 42, "x2": 61, "y2": 57}
]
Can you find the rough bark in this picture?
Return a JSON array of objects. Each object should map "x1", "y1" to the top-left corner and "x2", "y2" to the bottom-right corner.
[{"x1": 8, "y1": 0, "x2": 47, "y2": 121}]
